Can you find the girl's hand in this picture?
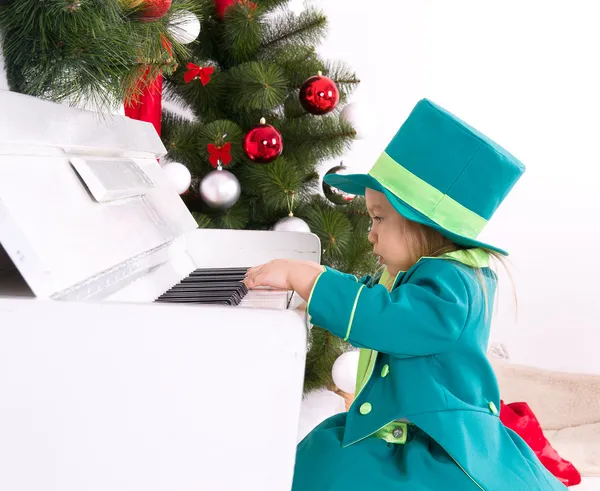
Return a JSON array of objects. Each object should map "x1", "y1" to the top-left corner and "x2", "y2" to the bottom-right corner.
[
  {"x1": 244, "y1": 259, "x2": 325, "y2": 301},
  {"x1": 244, "y1": 259, "x2": 294, "y2": 291}
]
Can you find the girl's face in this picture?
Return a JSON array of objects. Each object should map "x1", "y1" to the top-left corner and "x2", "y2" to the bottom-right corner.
[{"x1": 365, "y1": 188, "x2": 415, "y2": 276}]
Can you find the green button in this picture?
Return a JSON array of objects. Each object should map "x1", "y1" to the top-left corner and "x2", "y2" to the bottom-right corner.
[
  {"x1": 359, "y1": 402, "x2": 372, "y2": 415},
  {"x1": 488, "y1": 401, "x2": 498, "y2": 415},
  {"x1": 381, "y1": 364, "x2": 390, "y2": 377}
]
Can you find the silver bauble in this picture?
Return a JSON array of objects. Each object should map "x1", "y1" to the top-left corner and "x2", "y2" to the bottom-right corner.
[
  {"x1": 323, "y1": 163, "x2": 357, "y2": 205},
  {"x1": 199, "y1": 169, "x2": 241, "y2": 210},
  {"x1": 272, "y1": 216, "x2": 311, "y2": 233}
]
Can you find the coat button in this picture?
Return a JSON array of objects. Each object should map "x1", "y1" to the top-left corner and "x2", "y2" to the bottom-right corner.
[
  {"x1": 488, "y1": 401, "x2": 499, "y2": 415},
  {"x1": 393, "y1": 427, "x2": 404, "y2": 438},
  {"x1": 381, "y1": 364, "x2": 390, "y2": 377},
  {"x1": 359, "y1": 402, "x2": 372, "y2": 415}
]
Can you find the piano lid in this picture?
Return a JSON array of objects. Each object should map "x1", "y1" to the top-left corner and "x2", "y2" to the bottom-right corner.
[{"x1": 0, "y1": 91, "x2": 198, "y2": 299}]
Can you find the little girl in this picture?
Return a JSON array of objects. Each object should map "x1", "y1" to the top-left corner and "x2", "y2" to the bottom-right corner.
[{"x1": 244, "y1": 99, "x2": 565, "y2": 491}]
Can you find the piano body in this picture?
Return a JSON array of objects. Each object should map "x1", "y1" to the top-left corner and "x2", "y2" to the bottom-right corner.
[{"x1": 0, "y1": 91, "x2": 321, "y2": 491}]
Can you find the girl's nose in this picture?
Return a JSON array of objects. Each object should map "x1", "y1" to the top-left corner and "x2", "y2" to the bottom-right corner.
[{"x1": 368, "y1": 227, "x2": 376, "y2": 244}]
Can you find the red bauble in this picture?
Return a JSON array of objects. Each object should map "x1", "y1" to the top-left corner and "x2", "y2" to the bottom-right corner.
[
  {"x1": 214, "y1": 0, "x2": 256, "y2": 20},
  {"x1": 299, "y1": 72, "x2": 339, "y2": 115},
  {"x1": 243, "y1": 119, "x2": 283, "y2": 164},
  {"x1": 214, "y1": 0, "x2": 236, "y2": 19},
  {"x1": 130, "y1": 0, "x2": 172, "y2": 21}
]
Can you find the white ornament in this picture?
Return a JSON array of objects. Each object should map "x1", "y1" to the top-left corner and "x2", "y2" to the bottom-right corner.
[
  {"x1": 168, "y1": 10, "x2": 201, "y2": 45},
  {"x1": 199, "y1": 168, "x2": 241, "y2": 210},
  {"x1": 339, "y1": 102, "x2": 371, "y2": 140},
  {"x1": 162, "y1": 161, "x2": 191, "y2": 195},
  {"x1": 272, "y1": 215, "x2": 311, "y2": 233},
  {"x1": 332, "y1": 350, "x2": 360, "y2": 394}
]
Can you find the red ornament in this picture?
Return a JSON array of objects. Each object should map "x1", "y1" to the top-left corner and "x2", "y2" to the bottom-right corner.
[
  {"x1": 214, "y1": 0, "x2": 257, "y2": 20},
  {"x1": 299, "y1": 71, "x2": 339, "y2": 115},
  {"x1": 243, "y1": 119, "x2": 283, "y2": 164},
  {"x1": 184, "y1": 63, "x2": 214, "y2": 85},
  {"x1": 207, "y1": 142, "x2": 232, "y2": 167},
  {"x1": 214, "y1": 0, "x2": 235, "y2": 18},
  {"x1": 129, "y1": 0, "x2": 172, "y2": 21}
]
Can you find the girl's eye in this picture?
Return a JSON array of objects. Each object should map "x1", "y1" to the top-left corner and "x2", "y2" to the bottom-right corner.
[{"x1": 373, "y1": 216, "x2": 383, "y2": 224}]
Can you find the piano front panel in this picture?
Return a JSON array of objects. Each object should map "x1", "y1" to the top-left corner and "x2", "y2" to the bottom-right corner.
[{"x1": 0, "y1": 297, "x2": 306, "y2": 491}]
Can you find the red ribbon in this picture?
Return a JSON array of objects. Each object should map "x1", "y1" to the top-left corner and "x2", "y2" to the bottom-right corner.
[
  {"x1": 207, "y1": 142, "x2": 232, "y2": 167},
  {"x1": 184, "y1": 63, "x2": 214, "y2": 85}
]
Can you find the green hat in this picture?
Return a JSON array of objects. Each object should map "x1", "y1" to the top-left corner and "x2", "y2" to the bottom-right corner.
[{"x1": 325, "y1": 99, "x2": 525, "y2": 255}]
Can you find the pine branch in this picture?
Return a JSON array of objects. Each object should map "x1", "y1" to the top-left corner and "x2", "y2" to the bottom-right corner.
[
  {"x1": 254, "y1": 0, "x2": 288, "y2": 11},
  {"x1": 280, "y1": 115, "x2": 356, "y2": 163},
  {"x1": 225, "y1": 61, "x2": 288, "y2": 114},
  {"x1": 0, "y1": 0, "x2": 198, "y2": 110},
  {"x1": 212, "y1": 197, "x2": 250, "y2": 229},
  {"x1": 259, "y1": 8, "x2": 327, "y2": 53},
  {"x1": 323, "y1": 59, "x2": 360, "y2": 97},
  {"x1": 236, "y1": 156, "x2": 306, "y2": 212},
  {"x1": 161, "y1": 113, "x2": 207, "y2": 173},
  {"x1": 163, "y1": 62, "x2": 226, "y2": 122},
  {"x1": 300, "y1": 196, "x2": 354, "y2": 260},
  {"x1": 192, "y1": 212, "x2": 215, "y2": 228},
  {"x1": 221, "y1": 2, "x2": 262, "y2": 64}
]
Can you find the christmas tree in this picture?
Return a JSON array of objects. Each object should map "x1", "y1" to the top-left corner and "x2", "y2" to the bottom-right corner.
[
  {"x1": 0, "y1": 0, "x2": 377, "y2": 394},
  {"x1": 0, "y1": 0, "x2": 199, "y2": 112},
  {"x1": 162, "y1": 0, "x2": 376, "y2": 393}
]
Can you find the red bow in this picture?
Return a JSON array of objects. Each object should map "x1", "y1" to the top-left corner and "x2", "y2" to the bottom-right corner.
[
  {"x1": 184, "y1": 63, "x2": 214, "y2": 85},
  {"x1": 207, "y1": 142, "x2": 232, "y2": 167}
]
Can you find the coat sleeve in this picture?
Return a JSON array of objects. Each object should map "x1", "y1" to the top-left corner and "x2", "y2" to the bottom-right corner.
[{"x1": 306, "y1": 260, "x2": 471, "y2": 358}]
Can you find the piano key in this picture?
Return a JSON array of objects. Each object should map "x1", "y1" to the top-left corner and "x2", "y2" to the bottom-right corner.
[
  {"x1": 155, "y1": 267, "x2": 250, "y2": 306},
  {"x1": 190, "y1": 268, "x2": 249, "y2": 277}
]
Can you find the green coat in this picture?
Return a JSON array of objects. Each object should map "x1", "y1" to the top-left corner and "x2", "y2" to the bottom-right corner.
[{"x1": 293, "y1": 251, "x2": 565, "y2": 491}]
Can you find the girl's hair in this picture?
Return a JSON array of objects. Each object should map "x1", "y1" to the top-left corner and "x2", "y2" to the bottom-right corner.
[{"x1": 380, "y1": 217, "x2": 517, "y2": 321}]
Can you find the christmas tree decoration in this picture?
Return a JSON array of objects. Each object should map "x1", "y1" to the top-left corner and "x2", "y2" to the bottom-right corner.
[
  {"x1": 322, "y1": 162, "x2": 357, "y2": 205},
  {"x1": 214, "y1": 0, "x2": 256, "y2": 20},
  {"x1": 128, "y1": 0, "x2": 172, "y2": 21},
  {"x1": 0, "y1": 0, "x2": 197, "y2": 115},
  {"x1": 214, "y1": 0, "x2": 235, "y2": 19},
  {"x1": 243, "y1": 118, "x2": 283, "y2": 164},
  {"x1": 339, "y1": 101, "x2": 371, "y2": 140},
  {"x1": 199, "y1": 165, "x2": 241, "y2": 210},
  {"x1": 207, "y1": 142, "x2": 232, "y2": 167},
  {"x1": 183, "y1": 63, "x2": 214, "y2": 85},
  {"x1": 167, "y1": 10, "x2": 201, "y2": 45},
  {"x1": 332, "y1": 351, "x2": 360, "y2": 394},
  {"x1": 162, "y1": 161, "x2": 192, "y2": 195},
  {"x1": 157, "y1": 2, "x2": 373, "y2": 394},
  {"x1": 273, "y1": 214, "x2": 311, "y2": 233},
  {"x1": 299, "y1": 71, "x2": 339, "y2": 115}
]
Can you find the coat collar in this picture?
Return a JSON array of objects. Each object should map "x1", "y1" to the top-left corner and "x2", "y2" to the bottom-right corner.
[{"x1": 379, "y1": 248, "x2": 490, "y2": 290}]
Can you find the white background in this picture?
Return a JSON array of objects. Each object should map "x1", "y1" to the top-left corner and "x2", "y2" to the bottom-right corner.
[
  {"x1": 314, "y1": 0, "x2": 600, "y2": 374},
  {"x1": 2, "y1": 1, "x2": 599, "y2": 373}
]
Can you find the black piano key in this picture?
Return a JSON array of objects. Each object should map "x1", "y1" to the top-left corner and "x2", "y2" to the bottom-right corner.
[
  {"x1": 162, "y1": 283, "x2": 247, "y2": 295},
  {"x1": 156, "y1": 297, "x2": 232, "y2": 305},
  {"x1": 154, "y1": 267, "x2": 250, "y2": 306},
  {"x1": 190, "y1": 267, "x2": 249, "y2": 275}
]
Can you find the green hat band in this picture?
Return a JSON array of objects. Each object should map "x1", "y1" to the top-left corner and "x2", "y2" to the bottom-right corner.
[{"x1": 368, "y1": 152, "x2": 488, "y2": 239}]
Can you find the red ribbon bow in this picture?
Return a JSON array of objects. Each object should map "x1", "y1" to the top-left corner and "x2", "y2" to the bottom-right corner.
[
  {"x1": 184, "y1": 63, "x2": 214, "y2": 85},
  {"x1": 207, "y1": 142, "x2": 232, "y2": 167}
]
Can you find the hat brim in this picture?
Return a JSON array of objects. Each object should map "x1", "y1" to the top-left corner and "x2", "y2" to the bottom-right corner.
[{"x1": 324, "y1": 173, "x2": 508, "y2": 256}]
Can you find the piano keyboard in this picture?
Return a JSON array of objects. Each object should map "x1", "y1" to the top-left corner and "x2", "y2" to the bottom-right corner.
[{"x1": 155, "y1": 267, "x2": 249, "y2": 306}]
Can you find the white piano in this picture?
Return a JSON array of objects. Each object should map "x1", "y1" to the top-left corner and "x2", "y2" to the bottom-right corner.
[{"x1": 0, "y1": 91, "x2": 321, "y2": 491}]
